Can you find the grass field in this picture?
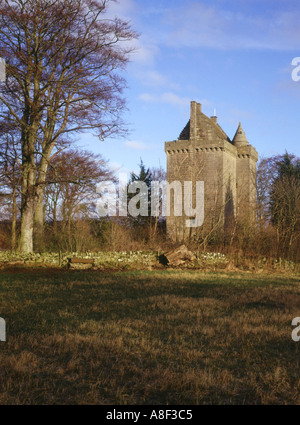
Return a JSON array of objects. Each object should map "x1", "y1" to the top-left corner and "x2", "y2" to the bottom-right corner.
[{"x1": 0, "y1": 268, "x2": 299, "y2": 405}]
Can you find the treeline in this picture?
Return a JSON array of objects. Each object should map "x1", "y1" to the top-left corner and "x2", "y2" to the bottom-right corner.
[
  {"x1": 0, "y1": 149, "x2": 299, "y2": 261},
  {"x1": 188, "y1": 152, "x2": 300, "y2": 261},
  {"x1": 254, "y1": 152, "x2": 300, "y2": 260},
  {"x1": 0, "y1": 149, "x2": 167, "y2": 252},
  {"x1": 215, "y1": 152, "x2": 300, "y2": 261}
]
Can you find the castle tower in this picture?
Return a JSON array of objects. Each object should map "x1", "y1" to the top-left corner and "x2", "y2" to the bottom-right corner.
[
  {"x1": 232, "y1": 122, "x2": 258, "y2": 221},
  {"x1": 165, "y1": 101, "x2": 258, "y2": 242}
]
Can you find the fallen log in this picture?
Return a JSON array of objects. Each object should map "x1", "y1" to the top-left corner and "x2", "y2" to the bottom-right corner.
[
  {"x1": 68, "y1": 258, "x2": 94, "y2": 264},
  {"x1": 159, "y1": 245, "x2": 195, "y2": 266},
  {"x1": 68, "y1": 258, "x2": 95, "y2": 269}
]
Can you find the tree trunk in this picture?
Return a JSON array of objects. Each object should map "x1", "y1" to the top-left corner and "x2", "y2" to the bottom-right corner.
[
  {"x1": 53, "y1": 201, "x2": 57, "y2": 230},
  {"x1": 33, "y1": 186, "x2": 44, "y2": 251},
  {"x1": 19, "y1": 142, "x2": 37, "y2": 253},
  {"x1": 11, "y1": 185, "x2": 17, "y2": 250},
  {"x1": 68, "y1": 215, "x2": 72, "y2": 250},
  {"x1": 19, "y1": 194, "x2": 35, "y2": 253},
  {"x1": 33, "y1": 143, "x2": 55, "y2": 250}
]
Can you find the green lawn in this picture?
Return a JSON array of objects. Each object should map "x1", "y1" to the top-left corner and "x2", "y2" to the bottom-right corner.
[{"x1": 0, "y1": 268, "x2": 299, "y2": 404}]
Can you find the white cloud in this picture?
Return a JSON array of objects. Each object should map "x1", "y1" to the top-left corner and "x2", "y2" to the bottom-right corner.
[
  {"x1": 162, "y1": 2, "x2": 300, "y2": 51},
  {"x1": 143, "y1": 70, "x2": 170, "y2": 87},
  {"x1": 125, "y1": 140, "x2": 149, "y2": 150},
  {"x1": 139, "y1": 92, "x2": 213, "y2": 109},
  {"x1": 139, "y1": 92, "x2": 190, "y2": 107},
  {"x1": 106, "y1": 0, "x2": 137, "y2": 21},
  {"x1": 134, "y1": 70, "x2": 180, "y2": 90},
  {"x1": 129, "y1": 39, "x2": 159, "y2": 66},
  {"x1": 108, "y1": 162, "x2": 132, "y2": 181},
  {"x1": 144, "y1": 70, "x2": 167, "y2": 87},
  {"x1": 109, "y1": 161, "x2": 122, "y2": 172},
  {"x1": 105, "y1": 0, "x2": 160, "y2": 66},
  {"x1": 222, "y1": 108, "x2": 254, "y2": 127}
]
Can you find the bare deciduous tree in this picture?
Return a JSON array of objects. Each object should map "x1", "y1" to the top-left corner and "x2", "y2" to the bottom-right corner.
[
  {"x1": 45, "y1": 149, "x2": 114, "y2": 239},
  {"x1": 0, "y1": 0, "x2": 137, "y2": 252}
]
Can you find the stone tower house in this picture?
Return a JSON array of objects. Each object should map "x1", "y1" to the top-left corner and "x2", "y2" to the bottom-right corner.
[{"x1": 165, "y1": 101, "x2": 258, "y2": 241}]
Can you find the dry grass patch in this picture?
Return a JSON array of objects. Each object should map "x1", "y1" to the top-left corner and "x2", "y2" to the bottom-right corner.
[{"x1": 0, "y1": 269, "x2": 299, "y2": 404}]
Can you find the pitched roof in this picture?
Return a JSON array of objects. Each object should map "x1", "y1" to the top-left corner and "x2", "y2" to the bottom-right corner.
[
  {"x1": 178, "y1": 113, "x2": 231, "y2": 143},
  {"x1": 178, "y1": 120, "x2": 190, "y2": 140}
]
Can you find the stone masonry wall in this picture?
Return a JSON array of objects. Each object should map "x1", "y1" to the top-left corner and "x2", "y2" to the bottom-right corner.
[{"x1": 165, "y1": 101, "x2": 258, "y2": 241}]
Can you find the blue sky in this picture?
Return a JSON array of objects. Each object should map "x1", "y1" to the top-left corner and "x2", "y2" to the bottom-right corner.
[{"x1": 80, "y1": 0, "x2": 300, "y2": 175}]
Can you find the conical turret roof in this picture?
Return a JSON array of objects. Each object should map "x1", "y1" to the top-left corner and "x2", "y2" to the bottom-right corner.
[{"x1": 232, "y1": 122, "x2": 248, "y2": 147}]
